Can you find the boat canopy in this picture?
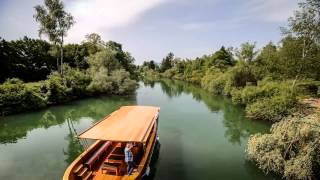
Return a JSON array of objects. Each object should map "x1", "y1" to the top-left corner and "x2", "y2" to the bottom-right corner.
[{"x1": 78, "y1": 106, "x2": 160, "y2": 143}]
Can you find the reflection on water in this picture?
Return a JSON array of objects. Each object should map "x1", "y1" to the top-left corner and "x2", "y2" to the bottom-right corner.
[
  {"x1": 152, "y1": 79, "x2": 270, "y2": 145},
  {"x1": 0, "y1": 80, "x2": 276, "y2": 180}
]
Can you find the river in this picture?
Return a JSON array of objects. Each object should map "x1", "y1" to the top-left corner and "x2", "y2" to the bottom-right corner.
[{"x1": 0, "y1": 79, "x2": 277, "y2": 180}]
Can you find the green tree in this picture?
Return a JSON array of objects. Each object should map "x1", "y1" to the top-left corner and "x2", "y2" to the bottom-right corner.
[
  {"x1": 149, "y1": 60, "x2": 156, "y2": 70},
  {"x1": 206, "y1": 46, "x2": 235, "y2": 70},
  {"x1": 0, "y1": 37, "x2": 56, "y2": 82},
  {"x1": 142, "y1": 60, "x2": 157, "y2": 70},
  {"x1": 283, "y1": 0, "x2": 320, "y2": 83},
  {"x1": 236, "y1": 42, "x2": 258, "y2": 62},
  {"x1": 160, "y1": 52, "x2": 174, "y2": 72},
  {"x1": 34, "y1": 0, "x2": 75, "y2": 76},
  {"x1": 88, "y1": 48, "x2": 120, "y2": 74},
  {"x1": 63, "y1": 44, "x2": 89, "y2": 69},
  {"x1": 82, "y1": 33, "x2": 104, "y2": 55},
  {"x1": 254, "y1": 42, "x2": 280, "y2": 79}
]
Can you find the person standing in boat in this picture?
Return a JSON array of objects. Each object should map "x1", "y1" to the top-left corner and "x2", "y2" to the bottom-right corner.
[{"x1": 124, "y1": 143, "x2": 135, "y2": 175}]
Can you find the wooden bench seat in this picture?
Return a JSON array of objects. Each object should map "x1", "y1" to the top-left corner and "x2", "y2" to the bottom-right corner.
[
  {"x1": 85, "y1": 141, "x2": 111, "y2": 170},
  {"x1": 78, "y1": 167, "x2": 88, "y2": 176},
  {"x1": 83, "y1": 171, "x2": 93, "y2": 180},
  {"x1": 73, "y1": 164, "x2": 83, "y2": 174},
  {"x1": 101, "y1": 163, "x2": 121, "y2": 176}
]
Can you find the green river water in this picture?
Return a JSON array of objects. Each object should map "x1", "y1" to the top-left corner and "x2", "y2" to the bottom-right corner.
[{"x1": 0, "y1": 79, "x2": 278, "y2": 180}]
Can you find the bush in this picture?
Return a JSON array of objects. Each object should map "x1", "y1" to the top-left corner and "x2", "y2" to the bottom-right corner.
[
  {"x1": 201, "y1": 69, "x2": 228, "y2": 95},
  {"x1": 87, "y1": 68, "x2": 137, "y2": 95},
  {"x1": 162, "y1": 69, "x2": 176, "y2": 79},
  {"x1": 230, "y1": 88, "x2": 242, "y2": 104},
  {"x1": 87, "y1": 68, "x2": 114, "y2": 94},
  {"x1": 88, "y1": 48, "x2": 121, "y2": 73},
  {"x1": 111, "y1": 69, "x2": 137, "y2": 95},
  {"x1": 247, "y1": 113, "x2": 320, "y2": 179},
  {"x1": 229, "y1": 79, "x2": 297, "y2": 122},
  {"x1": 225, "y1": 61, "x2": 257, "y2": 88},
  {"x1": 0, "y1": 78, "x2": 47, "y2": 115},
  {"x1": 246, "y1": 94, "x2": 296, "y2": 122},
  {"x1": 45, "y1": 72, "x2": 71, "y2": 104},
  {"x1": 63, "y1": 65, "x2": 91, "y2": 97}
]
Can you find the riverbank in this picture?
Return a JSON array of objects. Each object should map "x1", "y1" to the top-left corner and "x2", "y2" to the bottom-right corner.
[
  {"x1": 142, "y1": 70, "x2": 319, "y2": 121},
  {"x1": 247, "y1": 99, "x2": 320, "y2": 179},
  {"x1": 0, "y1": 68, "x2": 137, "y2": 116}
]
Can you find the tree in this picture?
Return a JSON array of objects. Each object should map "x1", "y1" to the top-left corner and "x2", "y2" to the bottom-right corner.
[
  {"x1": 85, "y1": 33, "x2": 103, "y2": 46},
  {"x1": 149, "y1": 60, "x2": 156, "y2": 70},
  {"x1": 34, "y1": 0, "x2": 74, "y2": 76},
  {"x1": 0, "y1": 36, "x2": 56, "y2": 82},
  {"x1": 236, "y1": 42, "x2": 258, "y2": 62},
  {"x1": 160, "y1": 52, "x2": 174, "y2": 72},
  {"x1": 142, "y1": 60, "x2": 156, "y2": 70},
  {"x1": 82, "y1": 33, "x2": 104, "y2": 55},
  {"x1": 63, "y1": 44, "x2": 89, "y2": 69},
  {"x1": 282, "y1": 0, "x2": 320, "y2": 83},
  {"x1": 206, "y1": 46, "x2": 235, "y2": 70},
  {"x1": 254, "y1": 42, "x2": 280, "y2": 79}
]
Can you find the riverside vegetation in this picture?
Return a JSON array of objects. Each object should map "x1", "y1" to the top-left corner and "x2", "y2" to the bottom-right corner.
[
  {"x1": 141, "y1": 0, "x2": 320, "y2": 179},
  {"x1": 0, "y1": 0, "x2": 138, "y2": 115},
  {"x1": 0, "y1": 38, "x2": 138, "y2": 115}
]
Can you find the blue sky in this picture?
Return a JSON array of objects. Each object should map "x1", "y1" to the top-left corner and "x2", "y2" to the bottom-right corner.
[{"x1": 0, "y1": 0, "x2": 298, "y2": 64}]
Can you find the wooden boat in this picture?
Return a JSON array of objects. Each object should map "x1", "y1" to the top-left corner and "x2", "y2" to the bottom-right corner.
[{"x1": 63, "y1": 106, "x2": 160, "y2": 180}]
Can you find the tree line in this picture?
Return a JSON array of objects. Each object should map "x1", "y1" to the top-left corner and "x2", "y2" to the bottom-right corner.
[{"x1": 0, "y1": 0, "x2": 138, "y2": 115}]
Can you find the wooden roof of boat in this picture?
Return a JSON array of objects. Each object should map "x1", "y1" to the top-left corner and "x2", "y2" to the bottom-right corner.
[{"x1": 78, "y1": 106, "x2": 160, "y2": 143}]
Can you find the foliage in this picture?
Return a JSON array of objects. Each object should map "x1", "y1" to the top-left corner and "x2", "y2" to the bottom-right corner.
[
  {"x1": 63, "y1": 44, "x2": 90, "y2": 69},
  {"x1": 44, "y1": 72, "x2": 71, "y2": 104},
  {"x1": 0, "y1": 37, "x2": 56, "y2": 82},
  {"x1": 201, "y1": 68, "x2": 227, "y2": 95},
  {"x1": 0, "y1": 78, "x2": 47, "y2": 115},
  {"x1": 235, "y1": 42, "x2": 258, "y2": 62},
  {"x1": 142, "y1": 60, "x2": 158, "y2": 70},
  {"x1": 229, "y1": 80, "x2": 297, "y2": 122},
  {"x1": 63, "y1": 65, "x2": 91, "y2": 97},
  {"x1": 247, "y1": 113, "x2": 320, "y2": 179},
  {"x1": 205, "y1": 46, "x2": 235, "y2": 70},
  {"x1": 246, "y1": 94, "x2": 296, "y2": 122},
  {"x1": 110, "y1": 69, "x2": 137, "y2": 95},
  {"x1": 34, "y1": 0, "x2": 75, "y2": 74},
  {"x1": 160, "y1": 52, "x2": 174, "y2": 72},
  {"x1": 87, "y1": 68, "x2": 113, "y2": 94},
  {"x1": 88, "y1": 48, "x2": 121, "y2": 73}
]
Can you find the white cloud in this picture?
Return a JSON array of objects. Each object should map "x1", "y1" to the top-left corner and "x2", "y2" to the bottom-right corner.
[
  {"x1": 245, "y1": 0, "x2": 298, "y2": 22},
  {"x1": 65, "y1": 0, "x2": 166, "y2": 42},
  {"x1": 180, "y1": 16, "x2": 250, "y2": 32}
]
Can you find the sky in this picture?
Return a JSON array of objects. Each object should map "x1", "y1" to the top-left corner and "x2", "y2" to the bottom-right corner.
[{"x1": 0, "y1": 0, "x2": 298, "y2": 64}]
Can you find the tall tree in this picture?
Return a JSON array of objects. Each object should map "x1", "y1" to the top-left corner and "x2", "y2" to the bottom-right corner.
[
  {"x1": 160, "y1": 52, "x2": 174, "y2": 72},
  {"x1": 34, "y1": 0, "x2": 74, "y2": 76},
  {"x1": 236, "y1": 42, "x2": 258, "y2": 62},
  {"x1": 149, "y1": 60, "x2": 156, "y2": 70},
  {"x1": 206, "y1": 46, "x2": 235, "y2": 70},
  {"x1": 283, "y1": 0, "x2": 320, "y2": 85}
]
